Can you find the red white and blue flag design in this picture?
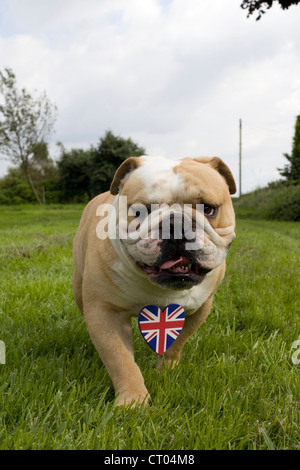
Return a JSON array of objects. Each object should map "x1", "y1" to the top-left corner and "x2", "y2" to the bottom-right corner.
[{"x1": 138, "y1": 304, "x2": 185, "y2": 355}]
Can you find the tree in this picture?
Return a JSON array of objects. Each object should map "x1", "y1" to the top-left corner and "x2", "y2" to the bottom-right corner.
[
  {"x1": 0, "y1": 167, "x2": 36, "y2": 205},
  {"x1": 278, "y1": 115, "x2": 300, "y2": 181},
  {"x1": 241, "y1": 0, "x2": 300, "y2": 19},
  {"x1": 57, "y1": 144, "x2": 93, "y2": 202},
  {"x1": 56, "y1": 131, "x2": 146, "y2": 202},
  {"x1": 0, "y1": 153, "x2": 60, "y2": 205},
  {"x1": 89, "y1": 130, "x2": 146, "y2": 197},
  {"x1": 0, "y1": 68, "x2": 57, "y2": 204}
]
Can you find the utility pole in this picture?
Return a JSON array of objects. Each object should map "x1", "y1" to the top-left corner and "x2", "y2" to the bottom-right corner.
[{"x1": 239, "y1": 118, "x2": 242, "y2": 197}]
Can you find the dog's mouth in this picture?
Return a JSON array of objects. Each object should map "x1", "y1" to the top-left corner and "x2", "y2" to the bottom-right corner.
[{"x1": 133, "y1": 256, "x2": 211, "y2": 288}]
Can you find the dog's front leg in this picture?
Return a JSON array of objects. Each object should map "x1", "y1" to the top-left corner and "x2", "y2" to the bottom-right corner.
[
  {"x1": 158, "y1": 294, "x2": 214, "y2": 369},
  {"x1": 84, "y1": 304, "x2": 150, "y2": 407}
]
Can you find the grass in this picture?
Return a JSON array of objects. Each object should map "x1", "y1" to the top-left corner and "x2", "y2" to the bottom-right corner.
[
  {"x1": 233, "y1": 181, "x2": 300, "y2": 221},
  {"x1": 0, "y1": 205, "x2": 299, "y2": 450}
]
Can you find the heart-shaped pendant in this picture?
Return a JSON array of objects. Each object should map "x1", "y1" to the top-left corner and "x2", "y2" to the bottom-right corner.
[{"x1": 138, "y1": 304, "x2": 185, "y2": 355}]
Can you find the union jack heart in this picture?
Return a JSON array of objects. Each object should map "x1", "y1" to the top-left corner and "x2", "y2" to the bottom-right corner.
[{"x1": 138, "y1": 304, "x2": 185, "y2": 355}]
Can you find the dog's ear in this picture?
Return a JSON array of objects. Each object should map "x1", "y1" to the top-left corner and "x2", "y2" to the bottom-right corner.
[
  {"x1": 110, "y1": 156, "x2": 142, "y2": 195},
  {"x1": 193, "y1": 157, "x2": 236, "y2": 195}
]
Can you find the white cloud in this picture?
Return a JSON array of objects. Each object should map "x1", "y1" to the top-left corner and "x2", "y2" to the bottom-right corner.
[{"x1": 0, "y1": 0, "x2": 300, "y2": 194}]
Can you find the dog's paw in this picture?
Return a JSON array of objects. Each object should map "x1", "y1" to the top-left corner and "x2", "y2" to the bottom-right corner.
[
  {"x1": 114, "y1": 389, "x2": 151, "y2": 408},
  {"x1": 157, "y1": 354, "x2": 180, "y2": 371}
]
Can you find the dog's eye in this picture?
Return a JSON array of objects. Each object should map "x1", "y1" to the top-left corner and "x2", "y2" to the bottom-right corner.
[{"x1": 203, "y1": 205, "x2": 218, "y2": 218}]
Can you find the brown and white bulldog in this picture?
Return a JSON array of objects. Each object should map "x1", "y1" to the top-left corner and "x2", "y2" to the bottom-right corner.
[{"x1": 72, "y1": 156, "x2": 236, "y2": 406}]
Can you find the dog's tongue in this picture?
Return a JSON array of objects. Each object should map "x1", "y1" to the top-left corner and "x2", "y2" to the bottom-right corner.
[{"x1": 159, "y1": 256, "x2": 184, "y2": 270}]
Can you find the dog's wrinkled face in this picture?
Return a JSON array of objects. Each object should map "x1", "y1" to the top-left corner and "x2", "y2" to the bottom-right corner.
[{"x1": 110, "y1": 156, "x2": 236, "y2": 289}]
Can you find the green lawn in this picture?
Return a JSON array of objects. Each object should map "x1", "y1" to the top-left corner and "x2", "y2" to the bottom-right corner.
[{"x1": 0, "y1": 205, "x2": 299, "y2": 450}]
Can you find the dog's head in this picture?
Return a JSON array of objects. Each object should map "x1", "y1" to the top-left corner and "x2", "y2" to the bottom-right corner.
[{"x1": 110, "y1": 156, "x2": 236, "y2": 289}]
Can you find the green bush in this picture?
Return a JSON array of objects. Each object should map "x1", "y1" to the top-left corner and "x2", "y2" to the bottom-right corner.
[
  {"x1": 233, "y1": 181, "x2": 300, "y2": 221},
  {"x1": 0, "y1": 169, "x2": 62, "y2": 205}
]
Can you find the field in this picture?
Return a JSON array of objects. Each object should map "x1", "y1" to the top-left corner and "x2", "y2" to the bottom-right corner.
[{"x1": 0, "y1": 205, "x2": 299, "y2": 450}]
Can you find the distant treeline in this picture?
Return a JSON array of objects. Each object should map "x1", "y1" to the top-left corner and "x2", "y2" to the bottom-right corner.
[{"x1": 0, "y1": 131, "x2": 145, "y2": 205}]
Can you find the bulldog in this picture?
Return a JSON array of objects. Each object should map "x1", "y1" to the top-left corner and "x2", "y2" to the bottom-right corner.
[{"x1": 72, "y1": 156, "x2": 236, "y2": 406}]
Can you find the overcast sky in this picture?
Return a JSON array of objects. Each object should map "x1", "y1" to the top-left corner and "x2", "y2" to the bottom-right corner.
[{"x1": 0, "y1": 0, "x2": 300, "y2": 195}]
